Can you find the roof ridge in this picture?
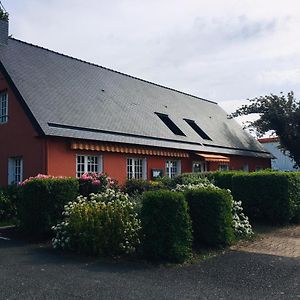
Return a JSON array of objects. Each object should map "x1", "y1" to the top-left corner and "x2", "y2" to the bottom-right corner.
[{"x1": 9, "y1": 37, "x2": 217, "y2": 105}]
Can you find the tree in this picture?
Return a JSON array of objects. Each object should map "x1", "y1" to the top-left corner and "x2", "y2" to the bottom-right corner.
[{"x1": 230, "y1": 91, "x2": 300, "y2": 168}]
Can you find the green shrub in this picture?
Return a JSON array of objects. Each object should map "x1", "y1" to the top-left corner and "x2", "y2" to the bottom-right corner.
[
  {"x1": 185, "y1": 188, "x2": 234, "y2": 247},
  {"x1": 124, "y1": 179, "x2": 151, "y2": 196},
  {"x1": 52, "y1": 190, "x2": 141, "y2": 256},
  {"x1": 124, "y1": 179, "x2": 167, "y2": 196},
  {"x1": 141, "y1": 190, "x2": 192, "y2": 263},
  {"x1": 210, "y1": 171, "x2": 245, "y2": 191},
  {"x1": 232, "y1": 172, "x2": 300, "y2": 224},
  {"x1": 173, "y1": 172, "x2": 214, "y2": 186},
  {"x1": 18, "y1": 176, "x2": 79, "y2": 238},
  {"x1": 0, "y1": 185, "x2": 20, "y2": 222}
]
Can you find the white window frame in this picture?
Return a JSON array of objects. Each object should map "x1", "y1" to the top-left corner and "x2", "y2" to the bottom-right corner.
[
  {"x1": 127, "y1": 158, "x2": 147, "y2": 180},
  {"x1": 243, "y1": 164, "x2": 249, "y2": 172},
  {"x1": 8, "y1": 157, "x2": 23, "y2": 185},
  {"x1": 192, "y1": 161, "x2": 207, "y2": 173},
  {"x1": 76, "y1": 155, "x2": 103, "y2": 177},
  {"x1": 165, "y1": 160, "x2": 181, "y2": 178},
  {"x1": 218, "y1": 164, "x2": 229, "y2": 171},
  {"x1": 0, "y1": 91, "x2": 8, "y2": 124}
]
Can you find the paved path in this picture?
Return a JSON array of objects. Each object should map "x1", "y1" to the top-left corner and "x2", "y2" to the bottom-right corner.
[
  {"x1": 231, "y1": 225, "x2": 300, "y2": 258},
  {"x1": 0, "y1": 227, "x2": 299, "y2": 300}
]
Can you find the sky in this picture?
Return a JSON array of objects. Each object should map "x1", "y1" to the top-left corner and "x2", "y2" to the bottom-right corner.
[{"x1": 3, "y1": 0, "x2": 300, "y2": 125}]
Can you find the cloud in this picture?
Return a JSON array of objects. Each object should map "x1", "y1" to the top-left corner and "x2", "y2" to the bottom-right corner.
[{"x1": 4, "y1": 0, "x2": 300, "y2": 110}]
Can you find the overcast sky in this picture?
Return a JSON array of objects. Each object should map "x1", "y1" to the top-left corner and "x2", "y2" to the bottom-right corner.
[{"x1": 4, "y1": 0, "x2": 300, "y2": 117}]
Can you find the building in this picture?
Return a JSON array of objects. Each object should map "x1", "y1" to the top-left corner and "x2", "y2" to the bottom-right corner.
[
  {"x1": 258, "y1": 137, "x2": 298, "y2": 171},
  {"x1": 0, "y1": 17, "x2": 272, "y2": 186}
]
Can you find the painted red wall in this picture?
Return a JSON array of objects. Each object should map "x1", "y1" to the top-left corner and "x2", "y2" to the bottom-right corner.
[
  {"x1": 0, "y1": 73, "x2": 46, "y2": 187},
  {"x1": 46, "y1": 137, "x2": 270, "y2": 185}
]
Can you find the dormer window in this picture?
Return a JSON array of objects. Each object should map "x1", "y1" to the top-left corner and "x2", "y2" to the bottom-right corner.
[
  {"x1": 0, "y1": 91, "x2": 8, "y2": 124},
  {"x1": 184, "y1": 118, "x2": 212, "y2": 140},
  {"x1": 155, "y1": 112, "x2": 185, "y2": 136}
]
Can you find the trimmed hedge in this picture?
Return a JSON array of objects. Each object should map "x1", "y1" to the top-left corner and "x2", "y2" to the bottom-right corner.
[
  {"x1": 18, "y1": 178, "x2": 79, "y2": 238},
  {"x1": 185, "y1": 188, "x2": 234, "y2": 247},
  {"x1": 232, "y1": 172, "x2": 300, "y2": 224},
  {"x1": 141, "y1": 190, "x2": 192, "y2": 263}
]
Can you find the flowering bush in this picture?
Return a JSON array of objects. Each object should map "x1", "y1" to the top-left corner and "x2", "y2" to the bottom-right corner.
[
  {"x1": 17, "y1": 176, "x2": 79, "y2": 238},
  {"x1": 232, "y1": 200, "x2": 254, "y2": 238},
  {"x1": 20, "y1": 174, "x2": 66, "y2": 185},
  {"x1": 175, "y1": 183, "x2": 253, "y2": 240},
  {"x1": 78, "y1": 173, "x2": 119, "y2": 197},
  {"x1": 52, "y1": 190, "x2": 141, "y2": 256}
]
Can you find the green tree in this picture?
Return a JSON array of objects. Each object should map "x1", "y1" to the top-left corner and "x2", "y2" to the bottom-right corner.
[{"x1": 230, "y1": 91, "x2": 300, "y2": 168}]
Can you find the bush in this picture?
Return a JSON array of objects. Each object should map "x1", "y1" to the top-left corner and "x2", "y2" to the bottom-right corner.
[
  {"x1": 141, "y1": 190, "x2": 192, "y2": 263},
  {"x1": 79, "y1": 172, "x2": 119, "y2": 197},
  {"x1": 52, "y1": 190, "x2": 141, "y2": 256},
  {"x1": 0, "y1": 185, "x2": 20, "y2": 221},
  {"x1": 185, "y1": 187, "x2": 234, "y2": 247},
  {"x1": 209, "y1": 171, "x2": 245, "y2": 190},
  {"x1": 232, "y1": 172, "x2": 300, "y2": 224},
  {"x1": 124, "y1": 179, "x2": 152, "y2": 196},
  {"x1": 124, "y1": 179, "x2": 167, "y2": 196},
  {"x1": 174, "y1": 183, "x2": 253, "y2": 240},
  {"x1": 18, "y1": 175, "x2": 79, "y2": 238},
  {"x1": 173, "y1": 172, "x2": 213, "y2": 185}
]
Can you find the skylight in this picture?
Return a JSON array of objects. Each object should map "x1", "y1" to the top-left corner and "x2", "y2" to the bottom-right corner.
[
  {"x1": 184, "y1": 118, "x2": 212, "y2": 140},
  {"x1": 155, "y1": 112, "x2": 186, "y2": 136}
]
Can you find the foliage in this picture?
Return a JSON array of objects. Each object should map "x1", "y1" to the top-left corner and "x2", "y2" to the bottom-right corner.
[
  {"x1": 78, "y1": 172, "x2": 119, "y2": 197},
  {"x1": 232, "y1": 199, "x2": 254, "y2": 239},
  {"x1": 0, "y1": 185, "x2": 20, "y2": 221},
  {"x1": 174, "y1": 183, "x2": 253, "y2": 239},
  {"x1": 185, "y1": 187, "x2": 234, "y2": 247},
  {"x1": 17, "y1": 176, "x2": 79, "y2": 238},
  {"x1": 209, "y1": 171, "x2": 245, "y2": 191},
  {"x1": 52, "y1": 191, "x2": 141, "y2": 256},
  {"x1": 173, "y1": 172, "x2": 214, "y2": 185},
  {"x1": 230, "y1": 91, "x2": 300, "y2": 167},
  {"x1": 0, "y1": 8, "x2": 8, "y2": 21},
  {"x1": 123, "y1": 178, "x2": 167, "y2": 196},
  {"x1": 141, "y1": 190, "x2": 192, "y2": 263},
  {"x1": 232, "y1": 172, "x2": 300, "y2": 224},
  {"x1": 0, "y1": 190, "x2": 12, "y2": 221}
]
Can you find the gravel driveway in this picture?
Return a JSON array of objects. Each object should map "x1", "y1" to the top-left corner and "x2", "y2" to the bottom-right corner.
[{"x1": 0, "y1": 226, "x2": 299, "y2": 300}]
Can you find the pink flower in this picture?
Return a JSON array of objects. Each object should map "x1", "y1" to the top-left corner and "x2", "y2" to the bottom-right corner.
[{"x1": 92, "y1": 180, "x2": 101, "y2": 186}]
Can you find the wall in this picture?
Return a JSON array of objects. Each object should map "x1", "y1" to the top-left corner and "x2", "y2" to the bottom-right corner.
[
  {"x1": 46, "y1": 137, "x2": 192, "y2": 184},
  {"x1": 0, "y1": 72, "x2": 46, "y2": 187},
  {"x1": 46, "y1": 137, "x2": 271, "y2": 185},
  {"x1": 260, "y1": 142, "x2": 297, "y2": 171}
]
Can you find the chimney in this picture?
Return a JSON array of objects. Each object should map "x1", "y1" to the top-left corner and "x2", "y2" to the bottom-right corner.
[{"x1": 0, "y1": 4, "x2": 8, "y2": 46}]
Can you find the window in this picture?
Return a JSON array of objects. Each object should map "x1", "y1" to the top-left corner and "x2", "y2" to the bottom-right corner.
[
  {"x1": 155, "y1": 112, "x2": 186, "y2": 136},
  {"x1": 184, "y1": 119, "x2": 212, "y2": 140},
  {"x1": 192, "y1": 161, "x2": 207, "y2": 173},
  {"x1": 127, "y1": 158, "x2": 147, "y2": 179},
  {"x1": 8, "y1": 157, "x2": 23, "y2": 184},
  {"x1": 243, "y1": 164, "x2": 249, "y2": 172},
  {"x1": 166, "y1": 160, "x2": 181, "y2": 178},
  {"x1": 76, "y1": 155, "x2": 102, "y2": 177},
  {"x1": 0, "y1": 91, "x2": 8, "y2": 124},
  {"x1": 218, "y1": 164, "x2": 229, "y2": 171}
]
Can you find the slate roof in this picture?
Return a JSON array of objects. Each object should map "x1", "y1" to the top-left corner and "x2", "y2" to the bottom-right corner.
[{"x1": 0, "y1": 38, "x2": 271, "y2": 158}]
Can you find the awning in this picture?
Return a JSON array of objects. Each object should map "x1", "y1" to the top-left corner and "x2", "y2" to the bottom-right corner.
[
  {"x1": 71, "y1": 141, "x2": 189, "y2": 158},
  {"x1": 195, "y1": 153, "x2": 230, "y2": 163}
]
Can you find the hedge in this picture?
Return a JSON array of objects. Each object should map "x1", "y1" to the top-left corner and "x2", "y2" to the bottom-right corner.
[
  {"x1": 185, "y1": 188, "x2": 234, "y2": 247},
  {"x1": 232, "y1": 172, "x2": 300, "y2": 224},
  {"x1": 17, "y1": 177, "x2": 79, "y2": 238},
  {"x1": 141, "y1": 190, "x2": 192, "y2": 263}
]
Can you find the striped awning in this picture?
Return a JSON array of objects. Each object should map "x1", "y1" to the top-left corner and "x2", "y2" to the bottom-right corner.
[
  {"x1": 195, "y1": 153, "x2": 230, "y2": 163},
  {"x1": 71, "y1": 141, "x2": 189, "y2": 158}
]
